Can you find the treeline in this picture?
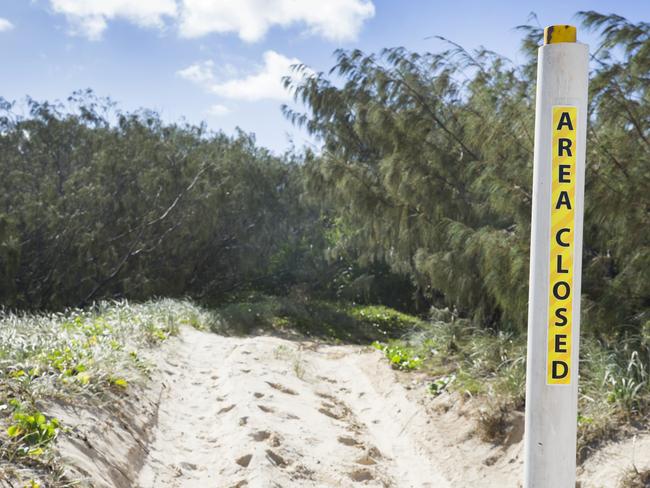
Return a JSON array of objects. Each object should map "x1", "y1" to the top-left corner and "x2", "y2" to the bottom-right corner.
[
  {"x1": 0, "y1": 92, "x2": 403, "y2": 310},
  {"x1": 285, "y1": 11, "x2": 649, "y2": 335},
  {"x1": 1, "y1": 12, "x2": 648, "y2": 338},
  {"x1": 0, "y1": 92, "x2": 327, "y2": 309}
]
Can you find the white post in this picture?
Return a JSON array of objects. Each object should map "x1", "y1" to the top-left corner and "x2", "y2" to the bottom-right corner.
[{"x1": 523, "y1": 25, "x2": 589, "y2": 487}]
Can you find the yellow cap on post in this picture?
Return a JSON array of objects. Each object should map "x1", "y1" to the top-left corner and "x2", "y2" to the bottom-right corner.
[{"x1": 544, "y1": 25, "x2": 577, "y2": 44}]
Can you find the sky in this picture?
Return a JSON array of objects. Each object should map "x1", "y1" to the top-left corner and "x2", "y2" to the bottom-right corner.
[{"x1": 0, "y1": 0, "x2": 648, "y2": 154}]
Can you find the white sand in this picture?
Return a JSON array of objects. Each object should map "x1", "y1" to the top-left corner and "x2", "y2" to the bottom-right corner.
[
  {"x1": 51, "y1": 326, "x2": 650, "y2": 487},
  {"x1": 137, "y1": 328, "x2": 452, "y2": 487}
]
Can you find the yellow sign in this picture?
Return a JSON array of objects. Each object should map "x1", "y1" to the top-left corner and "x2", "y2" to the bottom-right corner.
[{"x1": 547, "y1": 106, "x2": 577, "y2": 385}]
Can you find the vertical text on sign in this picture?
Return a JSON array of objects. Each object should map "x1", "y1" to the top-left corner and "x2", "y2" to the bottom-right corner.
[{"x1": 547, "y1": 106, "x2": 577, "y2": 385}]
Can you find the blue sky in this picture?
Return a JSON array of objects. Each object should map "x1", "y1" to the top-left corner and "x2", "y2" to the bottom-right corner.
[{"x1": 1, "y1": 0, "x2": 648, "y2": 153}]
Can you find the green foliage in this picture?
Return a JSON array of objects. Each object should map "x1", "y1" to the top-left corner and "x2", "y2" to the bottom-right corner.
[
  {"x1": 428, "y1": 374, "x2": 454, "y2": 396},
  {"x1": 372, "y1": 341, "x2": 422, "y2": 370},
  {"x1": 350, "y1": 305, "x2": 422, "y2": 332},
  {"x1": 368, "y1": 309, "x2": 650, "y2": 452},
  {"x1": 285, "y1": 13, "x2": 650, "y2": 336},
  {"x1": 0, "y1": 92, "x2": 320, "y2": 309},
  {"x1": 7, "y1": 405, "x2": 60, "y2": 456},
  {"x1": 213, "y1": 294, "x2": 420, "y2": 343}
]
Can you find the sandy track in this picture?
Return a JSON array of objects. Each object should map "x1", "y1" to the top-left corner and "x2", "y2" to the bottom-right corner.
[
  {"x1": 137, "y1": 327, "x2": 452, "y2": 488},
  {"x1": 54, "y1": 325, "x2": 650, "y2": 487}
]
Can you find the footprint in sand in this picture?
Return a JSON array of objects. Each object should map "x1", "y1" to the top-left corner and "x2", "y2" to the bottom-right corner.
[
  {"x1": 265, "y1": 449, "x2": 288, "y2": 468},
  {"x1": 319, "y1": 407, "x2": 343, "y2": 420},
  {"x1": 250, "y1": 430, "x2": 271, "y2": 442},
  {"x1": 316, "y1": 392, "x2": 337, "y2": 401},
  {"x1": 218, "y1": 404, "x2": 236, "y2": 414},
  {"x1": 318, "y1": 402, "x2": 347, "y2": 420},
  {"x1": 337, "y1": 436, "x2": 362, "y2": 448},
  {"x1": 265, "y1": 381, "x2": 298, "y2": 395},
  {"x1": 317, "y1": 376, "x2": 337, "y2": 384},
  {"x1": 355, "y1": 454, "x2": 377, "y2": 466},
  {"x1": 236, "y1": 454, "x2": 253, "y2": 468},
  {"x1": 349, "y1": 469, "x2": 374, "y2": 482}
]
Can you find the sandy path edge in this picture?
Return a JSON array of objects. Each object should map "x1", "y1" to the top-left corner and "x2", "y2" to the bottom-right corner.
[{"x1": 48, "y1": 360, "x2": 164, "y2": 487}]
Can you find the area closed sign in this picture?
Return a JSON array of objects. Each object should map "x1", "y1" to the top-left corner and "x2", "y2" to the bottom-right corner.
[
  {"x1": 524, "y1": 27, "x2": 588, "y2": 486},
  {"x1": 547, "y1": 106, "x2": 577, "y2": 385}
]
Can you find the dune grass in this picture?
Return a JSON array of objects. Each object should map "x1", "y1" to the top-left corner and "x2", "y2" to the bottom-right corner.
[
  {"x1": 0, "y1": 299, "x2": 213, "y2": 487},
  {"x1": 371, "y1": 308, "x2": 650, "y2": 458}
]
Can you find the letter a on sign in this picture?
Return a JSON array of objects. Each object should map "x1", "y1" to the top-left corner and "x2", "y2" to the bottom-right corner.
[{"x1": 547, "y1": 106, "x2": 577, "y2": 385}]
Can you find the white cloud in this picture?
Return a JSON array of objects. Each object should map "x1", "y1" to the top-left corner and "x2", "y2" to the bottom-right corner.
[
  {"x1": 49, "y1": 0, "x2": 374, "y2": 42},
  {"x1": 0, "y1": 18, "x2": 14, "y2": 32},
  {"x1": 178, "y1": 51, "x2": 304, "y2": 102},
  {"x1": 207, "y1": 104, "x2": 231, "y2": 117},
  {"x1": 178, "y1": 0, "x2": 375, "y2": 42},
  {"x1": 177, "y1": 60, "x2": 215, "y2": 84},
  {"x1": 49, "y1": 0, "x2": 177, "y2": 40},
  {"x1": 210, "y1": 51, "x2": 300, "y2": 101}
]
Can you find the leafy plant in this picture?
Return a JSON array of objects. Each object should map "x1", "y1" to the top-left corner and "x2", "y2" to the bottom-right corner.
[
  {"x1": 373, "y1": 341, "x2": 422, "y2": 370},
  {"x1": 428, "y1": 375, "x2": 455, "y2": 396},
  {"x1": 7, "y1": 404, "x2": 60, "y2": 456}
]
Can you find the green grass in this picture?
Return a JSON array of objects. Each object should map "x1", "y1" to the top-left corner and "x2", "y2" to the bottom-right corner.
[
  {"x1": 576, "y1": 336, "x2": 650, "y2": 460},
  {"x1": 372, "y1": 308, "x2": 650, "y2": 453},
  {"x1": 0, "y1": 298, "x2": 213, "y2": 487},
  {"x1": 211, "y1": 293, "x2": 424, "y2": 343}
]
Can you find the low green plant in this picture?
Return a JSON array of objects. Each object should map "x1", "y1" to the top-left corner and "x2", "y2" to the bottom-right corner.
[
  {"x1": 371, "y1": 312, "x2": 650, "y2": 458},
  {"x1": 6, "y1": 402, "x2": 60, "y2": 457},
  {"x1": 428, "y1": 375, "x2": 455, "y2": 396},
  {"x1": 293, "y1": 358, "x2": 306, "y2": 380},
  {"x1": 349, "y1": 305, "x2": 424, "y2": 337},
  {"x1": 372, "y1": 341, "x2": 422, "y2": 370}
]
